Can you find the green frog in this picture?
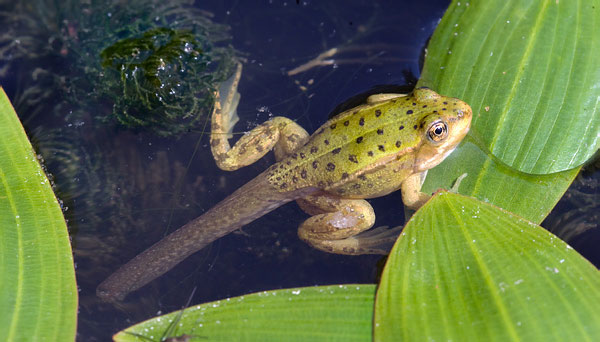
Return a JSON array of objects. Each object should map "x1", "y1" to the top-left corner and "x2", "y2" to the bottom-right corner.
[{"x1": 97, "y1": 63, "x2": 472, "y2": 301}]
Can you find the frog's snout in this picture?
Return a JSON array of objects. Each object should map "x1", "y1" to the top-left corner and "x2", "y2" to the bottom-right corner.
[
  {"x1": 451, "y1": 100, "x2": 473, "y2": 138},
  {"x1": 450, "y1": 97, "x2": 472, "y2": 119},
  {"x1": 456, "y1": 105, "x2": 471, "y2": 119}
]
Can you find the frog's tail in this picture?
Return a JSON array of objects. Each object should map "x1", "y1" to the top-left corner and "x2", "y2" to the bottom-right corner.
[{"x1": 97, "y1": 172, "x2": 313, "y2": 302}]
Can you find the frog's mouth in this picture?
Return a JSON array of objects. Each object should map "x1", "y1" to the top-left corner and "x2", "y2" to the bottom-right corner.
[{"x1": 413, "y1": 145, "x2": 458, "y2": 173}]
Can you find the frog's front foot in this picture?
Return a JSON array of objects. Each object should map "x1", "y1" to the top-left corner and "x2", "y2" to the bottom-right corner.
[{"x1": 431, "y1": 172, "x2": 468, "y2": 196}]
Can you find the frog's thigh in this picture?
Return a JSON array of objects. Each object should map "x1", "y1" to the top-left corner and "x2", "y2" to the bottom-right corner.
[
  {"x1": 211, "y1": 116, "x2": 309, "y2": 171},
  {"x1": 297, "y1": 194, "x2": 377, "y2": 255},
  {"x1": 401, "y1": 172, "x2": 431, "y2": 210}
]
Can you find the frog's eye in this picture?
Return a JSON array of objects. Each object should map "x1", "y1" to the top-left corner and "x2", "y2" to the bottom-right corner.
[{"x1": 427, "y1": 120, "x2": 448, "y2": 143}]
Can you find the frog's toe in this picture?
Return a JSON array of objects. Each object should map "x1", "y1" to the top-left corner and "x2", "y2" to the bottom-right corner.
[
  {"x1": 351, "y1": 225, "x2": 391, "y2": 238},
  {"x1": 223, "y1": 92, "x2": 240, "y2": 139},
  {"x1": 450, "y1": 173, "x2": 468, "y2": 193},
  {"x1": 310, "y1": 225, "x2": 403, "y2": 255},
  {"x1": 354, "y1": 225, "x2": 403, "y2": 251},
  {"x1": 217, "y1": 76, "x2": 241, "y2": 139},
  {"x1": 215, "y1": 62, "x2": 242, "y2": 139}
]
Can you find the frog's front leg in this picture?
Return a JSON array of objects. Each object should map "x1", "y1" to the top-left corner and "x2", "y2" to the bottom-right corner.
[
  {"x1": 296, "y1": 194, "x2": 394, "y2": 255},
  {"x1": 402, "y1": 171, "x2": 467, "y2": 210},
  {"x1": 400, "y1": 171, "x2": 431, "y2": 210},
  {"x1": 210, "y1": 63, "x2": 309, "y2": 170}
]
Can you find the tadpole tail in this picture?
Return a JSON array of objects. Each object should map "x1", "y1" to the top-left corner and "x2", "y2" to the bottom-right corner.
[{"x1": 97, "y1": 171, "x2": 313, "y2": 302}]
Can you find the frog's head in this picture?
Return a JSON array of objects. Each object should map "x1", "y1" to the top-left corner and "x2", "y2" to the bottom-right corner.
[{"x1": 412, "y1": 87, "x2": 472, "y2": 172}]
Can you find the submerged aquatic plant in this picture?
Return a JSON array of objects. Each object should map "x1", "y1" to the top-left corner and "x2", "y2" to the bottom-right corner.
[
  {"x1": 0, "y1": 0, "x2": 237, "y2": 232},
  {"x1": 2, "y1": 0, "x2": 236, "y2": 135},
  {"x1": 100, "y1": 27, "x2": 223, "y2": 135}
]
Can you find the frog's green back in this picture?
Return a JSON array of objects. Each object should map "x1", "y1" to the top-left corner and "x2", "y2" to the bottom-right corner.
[{"x1": 267, "y1": 89, "x2": 465, "y2": 193}]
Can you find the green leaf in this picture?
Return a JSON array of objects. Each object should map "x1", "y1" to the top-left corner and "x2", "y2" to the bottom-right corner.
[
  {"x1": 419, "y1": 0, "x2": 600, "y2": 175},
  {"x1": 423, "y1": 137, "x2": 579, "y2": 223},
  {"x1": 419, "y1": 0, "x2": 596, "y2": 223},
  {"x1": 0, "y1": 88, "x2": 77, "y2": 341},
  {"x1": 375, "y1": 192, "x2": 600, "y2": 341},
  {"x1": 114, "y1": 285, "x2": 375, "y2": 342}
]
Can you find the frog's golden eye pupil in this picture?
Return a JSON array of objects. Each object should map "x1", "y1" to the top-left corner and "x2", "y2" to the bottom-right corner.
[{"x1": 427, "y1": 121, "x2": 448, "y2": 142}]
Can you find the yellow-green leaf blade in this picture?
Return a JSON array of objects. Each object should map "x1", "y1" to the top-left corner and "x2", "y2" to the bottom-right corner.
[
  {"x1": 0, "y1": 88, "x2": 77, "y2": 341},
  {"x1": 375, "y1": 192, "x2": 600, "y2": 341},
  {"x1": 115, "y1": 284, "x2": 375, "y2": 342}
]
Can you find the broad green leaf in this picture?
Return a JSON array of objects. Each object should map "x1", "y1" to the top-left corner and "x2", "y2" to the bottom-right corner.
[
  {"x1": 375, "y1": 192, "x2": 600, "y2": 341},
  {"x1": 424, "y1": 137, "x2": 579, "y2": 223},
  {"x1": 0, "y1": 88, "x2": 77, "y2": 341},
  {"x1": 420, "y1": 0, "x2": 594, "y2": 223},
  {"x1": 420, "y1": 0, "x2": 600, "y2": 174},
  {"x1": 114, "y1": 284, "x2": 375, "y2": 342}
]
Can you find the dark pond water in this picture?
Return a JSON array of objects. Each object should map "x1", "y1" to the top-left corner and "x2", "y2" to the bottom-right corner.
[{"x1": 1, "y1": 0, "x2": 597, "y2": 340}]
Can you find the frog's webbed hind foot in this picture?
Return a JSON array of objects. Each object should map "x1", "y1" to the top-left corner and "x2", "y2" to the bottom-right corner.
[
  {"x1": 354, "y1": 225, "x2": 403, "y2": 254},
  {"x1": 297, "y1": 194, "x2": 402, "y2": 255},
  {"x1": 214, "y1": 62, "x2": 242, "y2": 139},
  {"x1": 309, "y1": 225, "x2": 402, "y2": 255}
]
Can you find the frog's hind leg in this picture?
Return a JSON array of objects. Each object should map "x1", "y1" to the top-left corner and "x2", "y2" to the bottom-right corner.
[
  {"x1": 210, "y1": 62, "x2": 309, "y2": 171},
  {"x1": 211, "y1": 115, "x2": 310, "y2": 171},
  {"x1": 296, "y1": 194, "x2": 394, "y2": 255}
]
